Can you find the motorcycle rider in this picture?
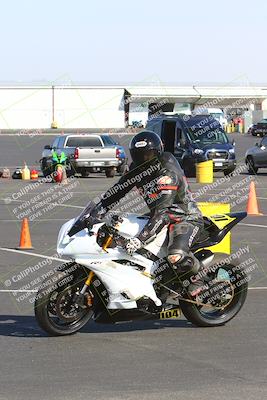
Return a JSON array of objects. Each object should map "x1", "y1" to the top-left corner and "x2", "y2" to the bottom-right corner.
[{"x1": 88, "y1": 130, "x2": 205, "y2": 296}]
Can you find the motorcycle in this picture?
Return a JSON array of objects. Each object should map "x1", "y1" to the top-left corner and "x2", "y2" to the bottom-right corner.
[
  {"x1": 35, "y1": 202, "x2": 248, "y2": 336},
  {"x1": 51, "y1": 150, "x2": 68, "y2": 183}
]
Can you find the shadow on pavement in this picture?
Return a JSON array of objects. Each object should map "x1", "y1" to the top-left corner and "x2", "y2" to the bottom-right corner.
[
  {"x1": 241, "y1": 171, "x2": 267, "y2": 176},
  {"x1": 0, "y1": 314, "x2": 192, "y2": 337}
]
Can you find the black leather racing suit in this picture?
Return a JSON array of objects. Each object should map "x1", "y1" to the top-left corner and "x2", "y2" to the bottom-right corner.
[{"x1": 93, "y1": 152, "x2": 204, "y2": 273}]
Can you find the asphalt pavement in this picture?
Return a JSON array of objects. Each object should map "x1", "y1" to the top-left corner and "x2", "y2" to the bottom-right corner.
[{"x1": 0, "y1": 132, "x2": 267, "y2": 400}]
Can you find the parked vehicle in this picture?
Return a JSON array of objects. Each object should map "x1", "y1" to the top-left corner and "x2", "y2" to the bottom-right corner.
[
  {"x1": 194, "y1": 107, "x2": 227, "y2": 128},
  {"x1": 207, "y1": 108, "x2": 227, "y2": 128},
  {"x1": 34, "y1": 203, "x2": 248, "y2": 336},
  {"x1": 40, "y1": 134, "x2": 127, "y2": 178},
  {"x1": 132, "y1": 120, "x2": 144, "y2": 128},
  {"x1": 101, "y1": 135, "x2": 128, "y2": 175},
  {"x1": 247, "y1": 119, "x2": 267, "y2": 136},
  {"x1": 245, "y1": 136, "x2": 267, "y2": 174},
  {"x1": 146, "y1": 114, "x2": 236, "y2": 176}
]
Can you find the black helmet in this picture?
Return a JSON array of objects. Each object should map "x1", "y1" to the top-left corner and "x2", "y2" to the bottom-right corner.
[{"x1": 129, "y1": 130, "x2": 163, "y2": 165}]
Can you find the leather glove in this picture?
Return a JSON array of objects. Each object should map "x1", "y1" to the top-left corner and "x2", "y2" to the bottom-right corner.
[{"x1": 125, "y1": 237, "x2": 142, "y2": 255}]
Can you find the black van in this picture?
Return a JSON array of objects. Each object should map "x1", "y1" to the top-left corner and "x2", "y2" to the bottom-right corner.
[{"x1": 146, "y1": 114, "x2": 236, "y2": 176}]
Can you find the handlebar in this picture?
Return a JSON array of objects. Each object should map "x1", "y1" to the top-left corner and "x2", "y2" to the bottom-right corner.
[{"x1": 101, "y1": 216, "x2": 126, "y2": 251}]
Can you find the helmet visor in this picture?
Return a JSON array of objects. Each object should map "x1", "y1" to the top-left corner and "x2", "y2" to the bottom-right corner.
[{"x1": 130, "y1": 148, "x2": 159, "y2": 165}]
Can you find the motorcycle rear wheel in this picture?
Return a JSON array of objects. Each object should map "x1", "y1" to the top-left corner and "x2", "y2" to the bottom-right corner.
[
  {"x1": 179, "y1": 262, "x2": 248, "y2": 327},
  {"x1": 34, "y1": 271, "x2": 93, "y2": 336}
]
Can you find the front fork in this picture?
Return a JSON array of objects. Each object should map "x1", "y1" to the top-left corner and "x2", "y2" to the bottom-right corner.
[
  {"x1": 81, "y1": 271, "x2": 95, "y2": 294},
  {"x1": 73, "y1": 226, "x2": 119, "y2": 307},
  {"x1": 72, "y1": 271, "x2": 95, "y2": 308}
]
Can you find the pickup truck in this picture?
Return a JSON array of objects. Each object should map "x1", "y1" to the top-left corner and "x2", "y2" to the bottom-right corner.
[{"x1": 40, "y1": 134, "x2": 128, "y2": 178}]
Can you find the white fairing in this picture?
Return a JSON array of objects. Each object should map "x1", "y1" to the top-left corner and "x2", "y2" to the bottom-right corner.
[{"x1": 57, "y1": 215, "x2": 168, "y2": 309}]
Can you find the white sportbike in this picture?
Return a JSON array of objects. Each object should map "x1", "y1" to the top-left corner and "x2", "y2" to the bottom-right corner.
[{"x1": 35, "y1": 202, "x2": 248, "y2": 336}]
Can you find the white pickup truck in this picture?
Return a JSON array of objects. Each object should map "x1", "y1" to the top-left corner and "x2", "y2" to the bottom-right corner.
[{"x1": 41, "y1": 134, "x2": 127, "y2": 178}]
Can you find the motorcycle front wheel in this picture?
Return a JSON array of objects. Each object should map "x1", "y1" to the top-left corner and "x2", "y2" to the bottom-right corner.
[
  {"x1": 179, "y1": 262, "x2": 248, "y2": 327},
  {"x1": 34, "y1": 270, "x2": 93, "y2": 336}
]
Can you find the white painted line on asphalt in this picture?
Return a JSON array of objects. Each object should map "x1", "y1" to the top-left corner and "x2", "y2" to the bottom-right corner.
[
  {"x1": 0, "y1": 247, "x2": 70, "y2": 262},
  {"x1": 248, "y1": 287, "x2": 267, "y2": 290},
  {"x1": 240, "y1": 223, "x2": 267, "y2": 228},
  {"x1": 48, "y1": 203, "x2": 84, "y2": 209}
]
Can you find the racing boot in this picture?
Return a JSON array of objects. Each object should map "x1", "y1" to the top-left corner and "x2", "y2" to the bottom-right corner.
[{"x1": 167, "y1": 251, "x2": 205, "y2": 297}]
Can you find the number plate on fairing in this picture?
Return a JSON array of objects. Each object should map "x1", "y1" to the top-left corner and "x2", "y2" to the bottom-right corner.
[{"x1": 159, "y1": 308, "x2": 182, "y2": 319}]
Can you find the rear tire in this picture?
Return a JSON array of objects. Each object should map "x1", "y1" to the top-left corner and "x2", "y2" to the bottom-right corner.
[
  {"x1": 105, "y1": 167, "x2": 116, "y2": 178},
  {"x1": 81, "y1": 168, "x2": 90, "y2": 178},
  {"x1": 179, "y1": 262, "x2": 248, "y2": 327},
  {"x1": 117, "y1": 162, "x2": 129, "y2": 176},
  {"x1": 183, "y1": 160, "x2": 196, "y2": 177}
]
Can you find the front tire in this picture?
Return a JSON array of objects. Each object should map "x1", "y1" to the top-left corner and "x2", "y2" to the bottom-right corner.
[
  {"x1": 35, "y1": 268, "x2": 93, "y2": 336},
  {"x1": 246, "y1": 156, "x2": 258, "y2": 174},
  {"x1": 179, "y1": 262, "x2": 248, "y2": 327}
]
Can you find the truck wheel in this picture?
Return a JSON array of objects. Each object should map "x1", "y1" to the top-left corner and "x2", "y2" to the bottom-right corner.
[
  {"x1": 81, "y1": 168, "x2": 90, "y2": 178},
  {"x1": 105, "y1": 168, "x2": 116, "y2": 178},
  {"x1": 182, "y1": 159, "x2": 196, "y2": 177},
  {"x1": 118, "y1": 162, "x2": 129, "y2": 176}
]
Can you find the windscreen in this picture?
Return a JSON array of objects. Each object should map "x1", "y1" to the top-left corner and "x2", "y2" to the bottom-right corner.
[
  {"x1": 184, "y1": 116, "x2": 228, "y2": 144},
  {"x1": 66, "y1": 136, "x2": 102, "y2": 147},
  {"x1": 67, "y1": 201, "x2": 96, "y2": 236}
]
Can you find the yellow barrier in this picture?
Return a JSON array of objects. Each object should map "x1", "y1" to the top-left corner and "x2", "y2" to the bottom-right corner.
[
  {"x1": 226, "y1": 124, "x2": 232, "y2": 133},
  {"x1": 51, "y1": 120, "x2": 58, "y2": 129},
  {"x1": 197, "y1": 202, "x2": 231, "y2": 254},
  {"x1": 196, "y1": 160, "x2": 213, "y2": 184}
]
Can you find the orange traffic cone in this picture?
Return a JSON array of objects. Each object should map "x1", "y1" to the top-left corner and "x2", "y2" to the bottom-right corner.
[
  {"x1": 246, "y1": 181, "x2": 262, "y2": 216},
  {"x1": 17, "y1": 218, "x2": 33, "y2": 249}
]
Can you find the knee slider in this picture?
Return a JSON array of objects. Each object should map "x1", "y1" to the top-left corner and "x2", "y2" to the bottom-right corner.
[
  {"x1": 168, "y1": 250, "x2": 187, "y2": 265},
  {"x1": 168, "y1": 251, "x2": 199, "y2": 274}
]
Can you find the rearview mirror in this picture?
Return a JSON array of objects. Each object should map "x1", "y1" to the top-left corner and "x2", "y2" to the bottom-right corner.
[
  {"x1": 44, "y1": 145, "x2": 51, "y2": 150},
  {"x1": 255, "y1": 142, "x2": 259, "y2": 147}
]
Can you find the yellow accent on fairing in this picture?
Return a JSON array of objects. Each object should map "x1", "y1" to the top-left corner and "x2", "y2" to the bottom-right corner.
[{"x1": 197, "y1": 202, "x2": 232, "y2": 254}]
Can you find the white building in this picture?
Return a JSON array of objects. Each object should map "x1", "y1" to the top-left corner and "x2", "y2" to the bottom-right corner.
[{"x1": 0, "y1": 84, "x2": 267, "y2": 130}]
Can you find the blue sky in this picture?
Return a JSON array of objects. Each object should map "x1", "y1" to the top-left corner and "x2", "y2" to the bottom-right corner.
[{"x1": 1, "y1": 0, "x2": 266, "y2": 84}]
